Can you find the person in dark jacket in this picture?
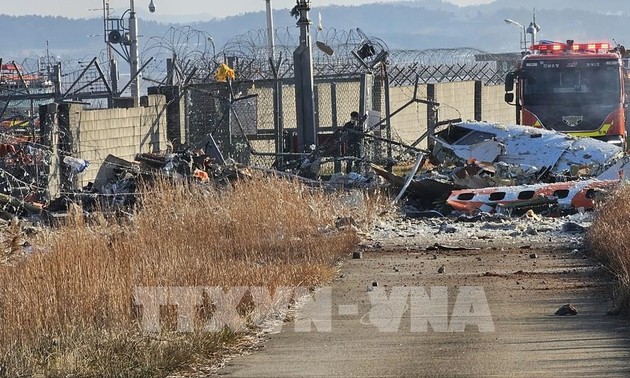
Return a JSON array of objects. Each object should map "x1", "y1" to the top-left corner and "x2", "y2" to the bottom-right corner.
[{"x1": 342, "y1": 111, "x2": 364, "y2": 173}]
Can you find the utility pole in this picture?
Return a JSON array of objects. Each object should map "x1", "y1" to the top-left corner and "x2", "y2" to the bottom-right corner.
[
  {"x1": 128, "y1": 0, "x2": 140, "y2": 105},
  {"x1": 293, "y1": 0, "x2": 317, "y2": 151},
  {"x1": 102, "y1": 0, "x2": 119, "y2": 103},
  {"x1": 265, "y1": 0, "x2": 275, "y2": 60}
]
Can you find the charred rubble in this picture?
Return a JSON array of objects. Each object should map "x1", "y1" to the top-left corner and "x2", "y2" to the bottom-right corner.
[{"x1": 0, "y1": 121, "x2": 628, "y2": 223}]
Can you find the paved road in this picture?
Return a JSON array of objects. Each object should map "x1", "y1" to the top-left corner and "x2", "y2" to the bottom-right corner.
[{"x1": 220, "y1": 243, "x2": 630, "y2": 377}]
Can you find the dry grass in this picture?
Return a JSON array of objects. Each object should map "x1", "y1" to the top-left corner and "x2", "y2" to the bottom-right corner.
[
  {"x1": 0, "y1": 175, "x2": 379, "y2": 376},
  {"x1": 585, "y1": 182, "x2": 630, "y2": 314}
]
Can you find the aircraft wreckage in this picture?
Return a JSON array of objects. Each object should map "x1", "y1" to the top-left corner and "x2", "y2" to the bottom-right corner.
[{"x1": 375, "y1": 121, "x2": 629, "y2": 214}]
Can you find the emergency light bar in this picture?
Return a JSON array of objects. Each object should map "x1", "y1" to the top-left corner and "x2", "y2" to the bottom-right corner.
[{"x1": 531, "y1": 42, "x2": 610, "y2": 53}]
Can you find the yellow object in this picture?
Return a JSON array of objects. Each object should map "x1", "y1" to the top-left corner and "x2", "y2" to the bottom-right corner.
[
  {"x1": 567, "y1": 123, "x2": 612, "y2": 137},
  {"x1": 215, "y1": 63, "x2": 236, "y2": 82}
]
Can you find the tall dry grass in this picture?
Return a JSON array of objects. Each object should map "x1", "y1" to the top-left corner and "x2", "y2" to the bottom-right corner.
[
  {"x1": 0, "y1": 176, "x2": 378, "y2": 376},
  {"x1": 585, "y1": 182, "x2": 630, "y2": 313}
]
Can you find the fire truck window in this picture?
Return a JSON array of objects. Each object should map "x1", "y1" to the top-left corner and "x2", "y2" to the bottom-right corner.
[{"x1": 523, "y1": 65, "x2": 620, "y2": 105}]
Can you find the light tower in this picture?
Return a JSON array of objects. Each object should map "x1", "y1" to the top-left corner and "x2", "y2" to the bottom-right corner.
[{"x1": 292, "y1": 0, "x2": 317, "y2": 152}]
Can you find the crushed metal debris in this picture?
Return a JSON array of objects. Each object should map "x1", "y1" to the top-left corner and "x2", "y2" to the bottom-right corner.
[
  {"x1": 0, "y1": 120, "x2": 627, "y2": 225},
  {"x1": 374, "y1": 121, "x2": 630, "y2": 217}
]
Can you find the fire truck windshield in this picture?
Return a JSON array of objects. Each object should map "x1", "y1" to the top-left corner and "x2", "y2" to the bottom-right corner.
[{"x1": 521, "y1": 63, "x2": 621, "y2": 106}]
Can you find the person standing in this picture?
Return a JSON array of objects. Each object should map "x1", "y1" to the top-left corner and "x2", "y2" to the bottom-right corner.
[{"x1": 342, "y1": 111, "x2": 364, "y2": 173}]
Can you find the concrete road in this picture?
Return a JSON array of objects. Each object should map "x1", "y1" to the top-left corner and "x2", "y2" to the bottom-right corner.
[{"x1": 220, "y1": 243, "x2": 630, "y2": 377}]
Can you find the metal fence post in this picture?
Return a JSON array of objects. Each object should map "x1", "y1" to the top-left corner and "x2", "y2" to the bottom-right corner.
[
  {"x1": 427, "y1": 83, "x2": 437, "y2": 150},
  {"x1": 383, "y1": 64, "x2": 392, "y2": 167},
  {"x1": 331, "y1": 82, "x2": 340, "y2": 173},
  {"x1": 474, "y1": 80, "x2": 482, "y2": 121}
]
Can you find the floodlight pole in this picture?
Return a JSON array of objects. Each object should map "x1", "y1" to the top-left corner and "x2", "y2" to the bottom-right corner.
[{"x1": 293, "y1": 0, "x2": 317, "y2": 151}]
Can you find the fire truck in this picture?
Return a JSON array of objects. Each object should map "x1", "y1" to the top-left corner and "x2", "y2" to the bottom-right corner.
[{"x1": 504, "y1": 40, "x2": 629, "y2": 149}]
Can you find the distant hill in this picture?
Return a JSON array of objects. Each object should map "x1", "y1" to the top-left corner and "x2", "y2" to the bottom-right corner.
[{"x1": 1, "y1": 0, "x2": 630, "y2": 61}]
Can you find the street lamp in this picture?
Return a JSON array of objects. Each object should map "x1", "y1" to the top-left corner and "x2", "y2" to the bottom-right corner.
[{"x1": 504, "y1": 18, "x2": 526, "y2": 52}]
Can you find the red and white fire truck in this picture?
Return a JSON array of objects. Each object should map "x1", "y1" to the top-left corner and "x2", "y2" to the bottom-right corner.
[{"x1": 504, "y1": 40, "x2": 629, "y2": 149}]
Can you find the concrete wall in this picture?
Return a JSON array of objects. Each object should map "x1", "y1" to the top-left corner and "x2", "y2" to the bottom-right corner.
[
  {"x1": 65, "y1": 94, "x2": 168, "y2": 187},
  {"x1": 384, "y1": 81, "x2": 515, "y2": 146},
  {"x1": 482, "y1": 85, "x2": 517, "y2": 125},
  {"x1": 388, "y1": 85, "x2": 429, "y2": 144},
  {"x1": 435, "y1": 81, "x2": 476, "y2": 122},
  {"x1": 179, "y1": 80, "x2": 515, "y2": 165}
]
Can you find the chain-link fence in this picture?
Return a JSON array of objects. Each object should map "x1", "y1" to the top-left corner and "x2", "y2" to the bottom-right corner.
[{"x1": 168, "y1": 27, "x2": 518, "y2": 173}]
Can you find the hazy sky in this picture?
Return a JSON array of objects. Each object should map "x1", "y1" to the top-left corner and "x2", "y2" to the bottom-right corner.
[{"x1": 2, "y1": 0, "x2": 495, "y2": 19}]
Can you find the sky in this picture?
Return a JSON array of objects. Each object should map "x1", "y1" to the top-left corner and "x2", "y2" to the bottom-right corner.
[{"x1": 1, "y1": 0, "x2": 495, "y2": 20}]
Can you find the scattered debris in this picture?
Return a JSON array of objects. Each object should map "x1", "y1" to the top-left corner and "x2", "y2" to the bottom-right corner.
[
  {"x1": 426, "y1": 243, "x2": 481, "y2": 251},
  {"x1": 555, "y1": 304, "x2": 578, "y2": 316},
  {"x1": 435, "y1": 222, "x2": 457, "y2": 234},
  {"x1": 563, "y1": 222, "x2": 587, "y2": 233},
  {"x1": 437, "y1": 265, "x2": 445, "y2": 274},
  {"x1": 372, "y1": 121, "x2": 630, "y2": 218},
  {"x1": 0, "y1": 116, "x2": 627, "y2": 234},
  {"x1": 431, "y1": 122, "x2": 623, "y2": 183},
  {"x1": 405, "y1": 209, "x2": 444, "y2": 219}
]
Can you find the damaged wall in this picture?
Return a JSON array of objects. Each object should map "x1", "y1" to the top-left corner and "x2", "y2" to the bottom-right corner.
[{"x1": 60, "y1": 94, "x2": 167, "y2": 189}]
